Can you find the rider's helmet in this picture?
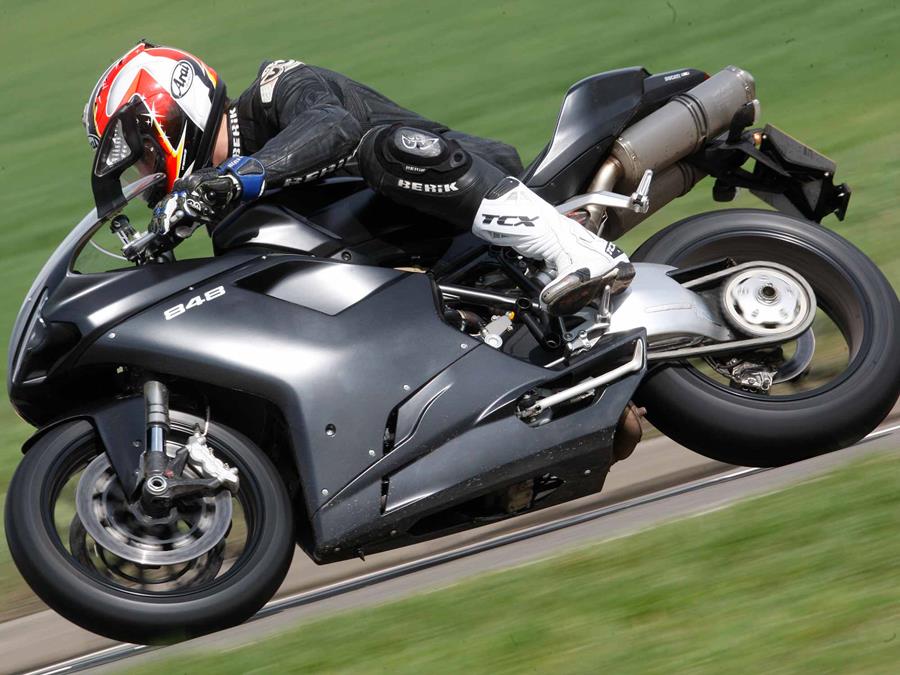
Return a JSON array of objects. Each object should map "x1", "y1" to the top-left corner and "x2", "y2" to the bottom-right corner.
[{"x1": 83, "y1": 41, "x2": 227, "y2": 202}]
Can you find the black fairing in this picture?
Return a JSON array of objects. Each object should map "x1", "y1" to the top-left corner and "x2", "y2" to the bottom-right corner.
[
  {"x1": 9, "y1": 253, "x2": 260, "y2": 425},
  {"x1": 60, "y1": 250, "x2": 643, "y2": 560},
  {"x1": 523, "y1": 67, "x2": 706, "y2": 203},
  {"x1": 313, "y1": 328, "x2": 644, "y2": 561},
  {"x1": 212, "y1": 177, "x2": 466, "y2": 268}
]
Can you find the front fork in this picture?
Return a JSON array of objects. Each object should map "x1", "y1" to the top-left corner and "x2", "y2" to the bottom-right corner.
[
  {"x1": 142, "y1": 381, "x2": 170, "y2": 502},
  {"x1": 139, "y1": 380, "x2": 238, "y2": 514}
]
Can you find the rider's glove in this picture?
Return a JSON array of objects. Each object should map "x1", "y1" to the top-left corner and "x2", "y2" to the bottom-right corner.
[{"x1": 150, "y1": 156, "x2": 266, "y2": 237}]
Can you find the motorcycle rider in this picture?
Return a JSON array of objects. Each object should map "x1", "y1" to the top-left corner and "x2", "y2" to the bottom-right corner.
[{"x1": 84, "y1": 41, "x2": 633, "y2": 315}]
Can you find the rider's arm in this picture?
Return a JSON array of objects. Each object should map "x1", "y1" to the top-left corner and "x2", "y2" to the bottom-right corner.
[
  {"x1": 149, "y1": 64, "x2": 363, "y2": 242},
  {"x1": 248, "y1": 64, "x2": 363, "y2": 187}
]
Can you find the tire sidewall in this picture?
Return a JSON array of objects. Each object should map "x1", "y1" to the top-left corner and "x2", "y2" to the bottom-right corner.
[
  {"x1": 632, "y1": 209, "x2": 900, "y2": 465},
  {"x1": 5, "y1": 412, "x2": 295, "y2": 643}
]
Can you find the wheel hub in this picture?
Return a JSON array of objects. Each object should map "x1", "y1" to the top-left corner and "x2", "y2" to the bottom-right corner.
[
  {"x1": 75, "y1": 454, "x2": 232, "y2": 566},
  {"x1": 721, "y1": 266, "x2": 812, "y2": 337}
]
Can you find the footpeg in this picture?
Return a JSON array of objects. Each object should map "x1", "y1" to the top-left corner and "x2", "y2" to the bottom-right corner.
[
  {"x1": 554, "y1": 169, "x2": 654, "y2": 215},
  {"x1": 541, "y1": 261, "x2": 635, "y2": 316},
  {"x1": 629, "y1": 169, "x2": 653, "y2": 213}
]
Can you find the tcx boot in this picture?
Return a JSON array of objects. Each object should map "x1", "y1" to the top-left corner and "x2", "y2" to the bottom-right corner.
[{"x1": 473, "y1": 177, "x2": 634, "y2": 315}]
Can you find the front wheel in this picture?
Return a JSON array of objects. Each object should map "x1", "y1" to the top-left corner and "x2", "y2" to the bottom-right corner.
[
  {"x1": 632, "y1": 209, "x2": 900, "y2": 466},
  {"x1": 5, "y1": 412, "x2": 295, "y2": 644}
]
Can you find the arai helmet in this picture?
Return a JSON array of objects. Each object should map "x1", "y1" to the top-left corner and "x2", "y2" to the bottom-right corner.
[{"x1": 83, "y1": 41, "x2": 227, "y2": 200}]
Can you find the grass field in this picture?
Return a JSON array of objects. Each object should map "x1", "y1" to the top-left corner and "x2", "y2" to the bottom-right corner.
[
  {"x1": 129, "y1": 450, "x2": 900, "y2": 673},
  {"x1": 1, "y1": 0, "x2": 898, "y2": 614}
]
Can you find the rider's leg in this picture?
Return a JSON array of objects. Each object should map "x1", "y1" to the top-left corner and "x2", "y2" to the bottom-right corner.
[
  {"x1": 358, "y1": 124, "x2": 632, "y2": 315},
  {"x1": 357, "y1": 124, "x2": 497, "y2": 223},
  {"x1": 472, "y1": 177, "x2": 633, "y2": 315}
]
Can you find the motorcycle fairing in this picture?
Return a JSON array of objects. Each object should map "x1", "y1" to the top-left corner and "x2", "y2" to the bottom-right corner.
[
  {"x1": 313, "y1": 328, "x2": 645, "y2": 561},
  {"x1": 9, "y1": 253, "x2": 260, "y2": 425},
  {"x1": 77, "y1": 256, "x2": 479, "y2": 517},
  {"x1": 71, "y1": 253, "x2": 644, "y2": 559},
  {"x1": 9, "y1": 175, "x2": 164, "y2": 396}
]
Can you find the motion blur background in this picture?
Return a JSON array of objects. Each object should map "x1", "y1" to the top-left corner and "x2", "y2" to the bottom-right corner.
[{"x1": 1, "y1": 0, "x2": 897, "y2": 650}]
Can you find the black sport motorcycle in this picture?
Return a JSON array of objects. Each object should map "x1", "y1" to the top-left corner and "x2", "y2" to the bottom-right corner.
[{"x1": 6, "y1": 65, "x2": 899, "y2": 644}]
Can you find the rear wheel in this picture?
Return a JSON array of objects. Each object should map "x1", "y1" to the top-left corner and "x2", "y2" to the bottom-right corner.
[
  {"x1": 632, "y1": 209, "x2": 900, "y2": 466},
  {"x1": 5, "y1": 411, "x2": 295, "y2": 644}
]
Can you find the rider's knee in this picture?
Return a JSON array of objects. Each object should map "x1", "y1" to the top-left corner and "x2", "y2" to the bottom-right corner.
[{"x1": 358, "y1": 124, "x2": 503, "y2": 227}]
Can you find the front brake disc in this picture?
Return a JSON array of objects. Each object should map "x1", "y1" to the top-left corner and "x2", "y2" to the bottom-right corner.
[{"x1": 75, "y1": 453, "x2": 232, "y2": 566}]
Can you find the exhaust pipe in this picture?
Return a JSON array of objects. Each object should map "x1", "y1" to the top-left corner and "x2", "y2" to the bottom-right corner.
[
  {"x1": 612, "y1": 65, "x2": 756, "y2": 189},
  {"x1": 586, "y1": 66, "x2": 757, "y2": 233}
]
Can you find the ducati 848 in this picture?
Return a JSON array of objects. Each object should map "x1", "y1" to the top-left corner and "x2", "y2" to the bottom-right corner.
[{"x1": 6, "y1": 65, "x2": 899, "y2": 644}]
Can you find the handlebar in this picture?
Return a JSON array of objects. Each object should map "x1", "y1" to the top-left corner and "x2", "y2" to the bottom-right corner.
[
  {"x1": 122, "y1": 230, "x2": 167, "y2": 262},
  {"x1": 115, "y1": 189, "x2": 203, "y2": 264}
]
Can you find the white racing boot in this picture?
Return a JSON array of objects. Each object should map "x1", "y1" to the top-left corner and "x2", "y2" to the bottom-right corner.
[{"x1": 473, "y1": 177, "x2": 634, "y2": 316}]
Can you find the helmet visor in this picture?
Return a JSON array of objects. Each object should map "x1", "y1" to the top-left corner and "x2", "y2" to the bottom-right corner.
[
  {"x1": 91, "y1": 100, "x2": 166, "y2": 216},
  {"x1": 123, "y1": 137, "x2": 165, "y2": 187}
]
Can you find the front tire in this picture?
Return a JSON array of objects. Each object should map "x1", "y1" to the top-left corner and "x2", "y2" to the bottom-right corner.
[
  {"x1": 5, "y1": 412, "x2": 295, "y2": 644},
  {"x1": 632, "y1": 209, "x2": 900, "y2": 466}
]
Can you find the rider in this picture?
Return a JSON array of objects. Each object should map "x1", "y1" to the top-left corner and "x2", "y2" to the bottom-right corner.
[{"x1": 84, "y1": 42, "x2": 633, "y2": 315}]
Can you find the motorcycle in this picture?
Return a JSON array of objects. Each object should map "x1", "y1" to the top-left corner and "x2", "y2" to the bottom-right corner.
[{"x1": 6, "y1": 65, "x2": 899, "y2": 644}]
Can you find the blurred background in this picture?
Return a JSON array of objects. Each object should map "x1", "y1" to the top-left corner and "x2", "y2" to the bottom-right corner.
[{"x1": 0, "y1": 0, "x2": 897, "y2": 627}]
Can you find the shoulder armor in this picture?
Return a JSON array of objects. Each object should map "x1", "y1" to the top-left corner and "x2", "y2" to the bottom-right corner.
[{"x1": 258, "y1": 59, "x2": 305, "y2": 104}]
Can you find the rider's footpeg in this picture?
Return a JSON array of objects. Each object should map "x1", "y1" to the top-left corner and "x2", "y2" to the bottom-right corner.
[{"x1": 554, "y1": 169, "x2": 654, "y2": 215}]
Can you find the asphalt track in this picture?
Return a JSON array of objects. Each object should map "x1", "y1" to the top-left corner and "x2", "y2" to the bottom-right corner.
[{"x1": 7, "y1": 419, "x2": 900, "y2": 674}]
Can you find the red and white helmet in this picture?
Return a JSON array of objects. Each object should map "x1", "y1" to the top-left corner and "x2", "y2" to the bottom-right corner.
[{"x1": 83, "y1": 41, "x2": 227, "y2": 197}]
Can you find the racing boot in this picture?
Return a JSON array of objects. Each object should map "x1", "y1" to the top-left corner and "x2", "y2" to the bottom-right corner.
[{"x1": 473, "y1": 177, "x2": 634, "y2": 315}]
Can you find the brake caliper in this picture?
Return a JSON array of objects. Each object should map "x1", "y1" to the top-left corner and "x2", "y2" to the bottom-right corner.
[{"x1": 185, "y1": 429, "x2": 240, "y2": 494}]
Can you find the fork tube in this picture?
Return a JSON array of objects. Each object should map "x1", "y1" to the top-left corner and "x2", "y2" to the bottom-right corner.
[{"x1": 143, "y1": 380, "x2": 169, "y2": 476}]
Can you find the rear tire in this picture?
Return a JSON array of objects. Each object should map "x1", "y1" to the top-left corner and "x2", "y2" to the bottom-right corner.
[
  {"x1": 632, "y1": 209, "x2": 900, "y2": 466},
  {"x1": 5, "y1": 412, "x2": 295, "y2": 644}
]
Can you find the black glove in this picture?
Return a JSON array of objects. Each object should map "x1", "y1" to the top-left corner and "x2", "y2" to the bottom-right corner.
[
  {"x1": 176, "y1": 168, "x2": 241, "y2": 218},
  {"x1": 151, "y1": 157, "x2": 266, "y2": 237}
]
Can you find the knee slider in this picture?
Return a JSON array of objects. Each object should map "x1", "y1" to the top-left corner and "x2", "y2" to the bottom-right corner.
[{"x1": 359, "y1": 124, "x2": 472, "y2": 195}]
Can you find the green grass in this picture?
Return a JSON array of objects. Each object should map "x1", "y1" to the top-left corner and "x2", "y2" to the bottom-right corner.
[
  {"x1": 1, "y1": 0, "x2": 898, "y2": 615},
  {"x1": 129, "y1": 450, "x2": 900, "y2": 674}
]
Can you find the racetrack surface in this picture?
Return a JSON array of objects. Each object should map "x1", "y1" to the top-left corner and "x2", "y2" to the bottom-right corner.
[{"x1": 8, "y1": 418, "x2": 898, "y2": 675}]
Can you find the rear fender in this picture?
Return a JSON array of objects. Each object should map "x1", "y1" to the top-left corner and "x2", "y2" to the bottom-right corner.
[{"x1": 23, "y1": 395, "x2": 145, "y2": 496}]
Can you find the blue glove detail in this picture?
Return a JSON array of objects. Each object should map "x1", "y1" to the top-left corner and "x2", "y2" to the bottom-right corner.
[{"x1": 218, "y1": 156, "x2": 267, "y2": 202}]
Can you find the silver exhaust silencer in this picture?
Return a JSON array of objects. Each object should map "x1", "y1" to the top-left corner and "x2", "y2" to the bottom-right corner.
[
  {"x1": 611, "y1": 65, "x2": 757, "y2": 190},
  {"x1": 583, "y1": 66, "x2": 756, "y2": 234}
]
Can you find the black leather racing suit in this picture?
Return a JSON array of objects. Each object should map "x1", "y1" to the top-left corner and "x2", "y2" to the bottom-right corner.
[{"x1": 227, "y1": 60, "x2": 523, "y2": 226}]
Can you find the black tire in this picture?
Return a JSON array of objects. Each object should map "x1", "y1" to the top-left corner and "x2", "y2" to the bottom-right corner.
[
  {"x1": 632, "y1": 209, "x2": 900, "y2": 466},
  {"x1": 5, "y1": 412, "x2": 295, "y2": 644}
]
